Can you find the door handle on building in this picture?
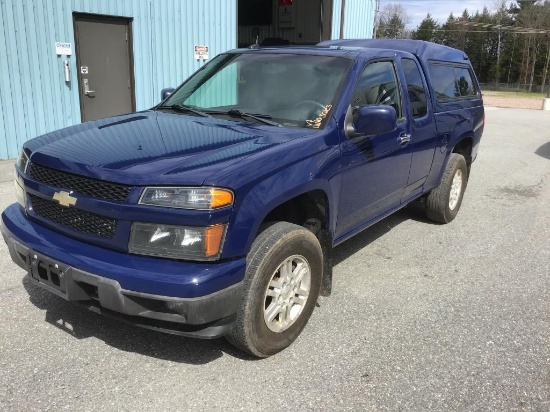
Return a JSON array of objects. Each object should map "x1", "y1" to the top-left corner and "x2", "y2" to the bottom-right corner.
[
  {"x1": 83, "y1": 79, "x2": 95, "y2": 96},
  {"x1": 63, "y1": 61, "x2": 70, "y2": 83}
]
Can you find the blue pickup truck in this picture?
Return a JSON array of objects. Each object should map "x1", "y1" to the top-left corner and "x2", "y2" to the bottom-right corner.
[{"x1": 2, "y1": 40, "x2": 484, "y2": 357}]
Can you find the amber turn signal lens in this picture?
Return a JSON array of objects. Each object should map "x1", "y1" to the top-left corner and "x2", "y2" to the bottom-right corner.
[
  {"x1": 210, "y1": 189, "x2": 234, "y2": 209},
  {"x1": 205, "y1": 224, "x2": 226, "y2": 257}
]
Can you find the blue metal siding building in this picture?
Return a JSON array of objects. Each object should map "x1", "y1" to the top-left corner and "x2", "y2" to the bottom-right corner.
[
  {"x1": 0, "y1": 0, "x2": 375, "y2": 159},
  {"x1": 331, "y1": 0, "x2": 376, "y2": 39}
]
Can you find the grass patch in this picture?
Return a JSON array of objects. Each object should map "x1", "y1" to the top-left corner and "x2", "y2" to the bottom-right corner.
[{"x1": 482, "y1": 90, "x2": 546, "y2": 99}]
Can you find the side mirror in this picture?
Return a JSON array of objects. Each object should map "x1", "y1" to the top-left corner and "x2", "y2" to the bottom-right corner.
[
  {"x1": 160, "y1": 88, "x2": 175, "y2": 101},
  {"x1": 348, "y1": 105, "x2": 397, "y2": 137}
]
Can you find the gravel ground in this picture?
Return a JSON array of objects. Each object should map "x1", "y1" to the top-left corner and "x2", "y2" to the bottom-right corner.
[
  {"x1": 0, "y1": 108, "x2": 549, "y2": 411},
  {"x1": 482, "y1": 92, "x2": 546, "y2": 110}
]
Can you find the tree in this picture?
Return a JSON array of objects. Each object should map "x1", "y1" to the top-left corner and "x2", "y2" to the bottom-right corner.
[
  {"x1": 456, "y1": 9, "x2": 471, "y2": 51},
  {"x1": 438, "y1": 13, "x2": 460, "y2": 48},
  {"x1": 510, "y1": 0, "x2": 538, "y2": 14},
  {"x1": 376, "y1": 4, "x2": 411, "y2": 39},
  {"x1": 514, "y1": 0, "x2": 550, "y2": 91},
  {"x1": 491, "y1": 1, "x2": 514, "y2": 82},
  {"x1": 409, "y1": 0, "x2": 550, "y2": 89},
  {"x1": 467, "y1": 7, "x2": 496, "y2": 83},
  {"x1": 411, "y1": 14, "x2": 440, "y2": 42}
]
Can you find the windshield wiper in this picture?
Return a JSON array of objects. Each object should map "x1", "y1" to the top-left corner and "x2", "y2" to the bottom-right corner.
[
  {"x1": 225, "y1": 109, "x2": 282, "y2": 127},
  {"x1": 159, "y1": 105, "x2": 281, "y2": 126},
  {"x1": 158, "y1": 104, "x2": 211, "y2": 118}
]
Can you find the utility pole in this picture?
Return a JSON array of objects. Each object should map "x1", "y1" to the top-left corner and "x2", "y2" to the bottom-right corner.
[
  {"x1": 373, "y1": 0, "x2": 381, "y2": 39},
  {"x1": 339, "y1": 0, "x2": 346, "y2": 39}
]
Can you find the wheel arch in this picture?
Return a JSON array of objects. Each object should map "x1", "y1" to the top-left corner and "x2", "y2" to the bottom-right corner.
[
  {"x1": 224, "y1": 181, "x2": 335, "y2": 297},
  {"x1": 426, "y1": 132, "x2": 474, "y2": 191},
  {"x1": 261, "y1": 189, "x2": 330, "y2": 232},
  {"x1": 223, "y1": 179, "x2": 335, "y2": 258},
  {"x1": 452, "y1": 135, "x2": 474, "y2": 173}
]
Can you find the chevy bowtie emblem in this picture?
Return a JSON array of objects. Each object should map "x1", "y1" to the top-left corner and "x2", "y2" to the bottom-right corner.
[{"x1": 53, "y1": 191, "x2": 77, "y2": 207}]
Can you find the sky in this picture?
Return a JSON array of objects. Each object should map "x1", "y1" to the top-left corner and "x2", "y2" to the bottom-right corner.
[{"x1": 381, "y1": 0, "x2": 516, "y2": 28}]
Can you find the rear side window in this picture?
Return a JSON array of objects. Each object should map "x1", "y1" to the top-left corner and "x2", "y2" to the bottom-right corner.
[
  {"x1": 454, "y1": 67, "x2": 476, "y2": 97},
  {"x1": 429, "y1": 63, "x2": 478, "y2": 101},
  {"x1": 401, "y1": 58, "x2": 428, "y2": 118}
]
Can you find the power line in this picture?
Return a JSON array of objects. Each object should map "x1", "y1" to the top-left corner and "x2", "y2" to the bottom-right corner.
[
  {"x1": 414, "y1": 28, "x2": 550, "y2": 34},
  {"x1": 454, "y1": 21, "x2": 550, "y2": 34}
]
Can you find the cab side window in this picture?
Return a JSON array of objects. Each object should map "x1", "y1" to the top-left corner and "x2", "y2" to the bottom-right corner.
[
  {"x1": 351, "y1": 61, "x2": 402, "y2": 118},
  {"x1": 401, "y1": 58, "x2": 428, "y2": 118},
  {"x1": 429, "y1": 63, "x2": 478, "y2": 101}
]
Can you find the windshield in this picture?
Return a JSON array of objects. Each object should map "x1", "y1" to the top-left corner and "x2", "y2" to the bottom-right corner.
[{"x1": 161, "y1": 52, "x2": 352, "y2": 129}]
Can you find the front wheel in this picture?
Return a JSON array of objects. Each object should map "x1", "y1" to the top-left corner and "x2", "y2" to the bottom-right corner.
[
  {"x1": 226, "y1": 222, "x2": 323, "y2": 357},
  {"x1": 425, "y1": 153, "x2": 468, "y2": 223}
]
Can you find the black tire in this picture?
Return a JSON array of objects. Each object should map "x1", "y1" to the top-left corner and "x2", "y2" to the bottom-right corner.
[
  {"x1": 425, "y1": 153, "x2": 468, "y2": 223},
  {"x1": 226, "y1": 222, "x2": 323, "y2": 357}
]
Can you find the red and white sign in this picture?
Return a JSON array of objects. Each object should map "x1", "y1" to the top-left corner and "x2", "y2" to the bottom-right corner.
[{"x1": 194, "y1": 45, "x2": 209, "y2": 60}]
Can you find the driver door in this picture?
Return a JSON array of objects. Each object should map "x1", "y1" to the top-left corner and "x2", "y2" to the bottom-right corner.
[{"x1": 335, "y1": 60, "x2": 413, "y2": 241}]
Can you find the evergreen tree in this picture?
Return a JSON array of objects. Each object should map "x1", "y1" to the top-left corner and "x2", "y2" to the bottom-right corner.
[
  {"x1": 408, "y1": 0, "x2": 550, "y2": 89},
  {"x1": 411, "y1": 14, "x2": 440, "y2": 42},
  {"x1": 439, "y1": 13, "x2": 459, "y2": 48}
]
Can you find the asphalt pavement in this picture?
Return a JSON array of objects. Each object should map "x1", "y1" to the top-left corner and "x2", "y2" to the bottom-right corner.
[{"x1": 0, "y1": 108, "x2": 548, "y2": 411}]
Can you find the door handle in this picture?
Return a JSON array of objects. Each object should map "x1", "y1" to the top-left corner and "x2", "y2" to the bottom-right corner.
[
  {"x1": 398, "y1": 133, "x2": 412, "y2": 145},
  {"x1": 83, "y1": 79, "x2": 95, "y2": 96}
]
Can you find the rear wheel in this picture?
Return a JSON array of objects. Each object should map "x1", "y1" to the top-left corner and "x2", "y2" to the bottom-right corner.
[
  {"x1": 425, "y1": 153, "x2": 468, "y2": 223},
  {"x1": 226, "y1": 222, "x2": 323, "y2": 357}
]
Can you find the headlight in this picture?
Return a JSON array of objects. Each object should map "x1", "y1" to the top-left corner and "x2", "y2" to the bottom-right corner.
[
  {"x1": 129, "y1": 222, "x2": 226, "y2": 260},
  {"x1": 139, "y1": 187, "x2": 233, "y2": 209},
  {"x1": 16, "y1": 149, "x2": 29, "y2": 174}
]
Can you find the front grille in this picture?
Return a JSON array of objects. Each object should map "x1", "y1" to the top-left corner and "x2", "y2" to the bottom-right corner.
[
  {"x1": 29, "y1": 194, "x2": 118, "y2": 238},
  {"x1": 29, "y1": 163, "x2": 131, "y2": 202}
]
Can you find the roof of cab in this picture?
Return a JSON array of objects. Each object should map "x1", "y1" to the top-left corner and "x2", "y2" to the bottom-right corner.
[
  {"x1": 231, "y1": 45, "x2": 361, "y2": 58},
  {"x1": 317, "y1": 39, "x2": 470, "y2": 64}
]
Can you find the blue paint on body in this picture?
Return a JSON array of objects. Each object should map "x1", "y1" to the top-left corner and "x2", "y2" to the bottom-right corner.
[{"x1": 2, "y1": 41, "x2": 484, "y2": 327}]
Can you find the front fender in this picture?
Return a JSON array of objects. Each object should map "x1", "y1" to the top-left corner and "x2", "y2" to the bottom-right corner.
[{"x1": 220, "y1": 160, "x2": 339, "y2": 259}]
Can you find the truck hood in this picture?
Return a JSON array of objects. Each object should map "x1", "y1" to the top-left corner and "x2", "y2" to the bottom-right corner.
[{"x1": 25, "y1": 111, "x2": 314, "y2": 185}]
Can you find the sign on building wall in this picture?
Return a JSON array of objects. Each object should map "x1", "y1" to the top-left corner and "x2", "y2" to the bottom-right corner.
[
  {"x1": 55, "y1": 42, "x2": 72, "y2": 55},
  {"x1": 194, "y1": 45, "x2": 209, "y2": 60},
  {"x1": 278, "y1": 3, "x2": 295, "y2": 28}
]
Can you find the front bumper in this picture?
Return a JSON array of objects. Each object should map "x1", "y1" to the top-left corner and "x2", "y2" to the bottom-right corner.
[{"x1": 2, "y1": 204, "x2": 246, "y2": 338}]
